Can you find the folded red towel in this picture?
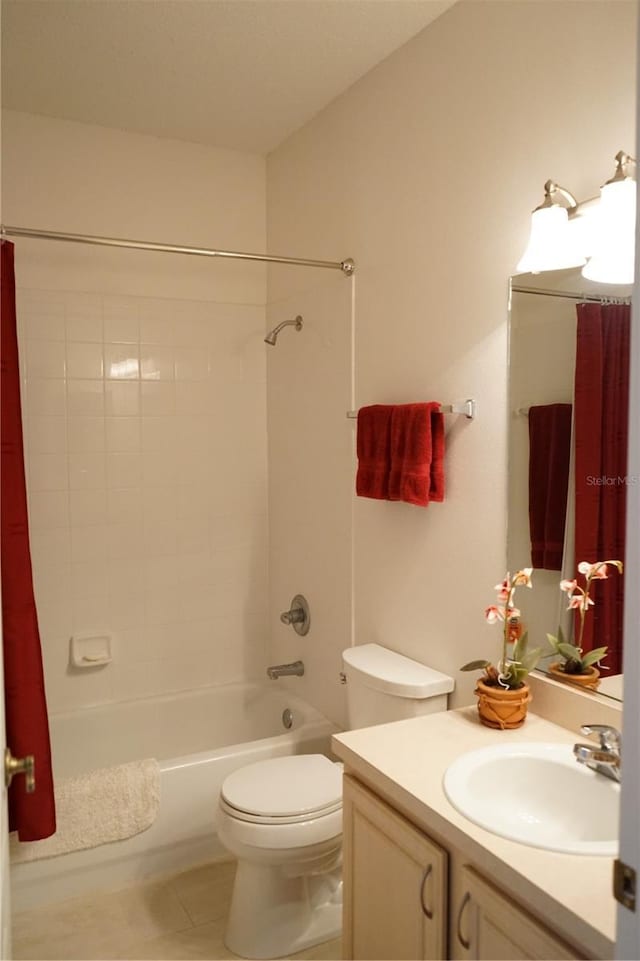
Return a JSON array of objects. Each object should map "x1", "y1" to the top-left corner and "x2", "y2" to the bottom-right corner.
[
  {"x1": 356, "y1": 405, "x2": 393, "y2": 500},
  {"x1": 389, "y1": 402, "x2": 445, "y2": 507}
]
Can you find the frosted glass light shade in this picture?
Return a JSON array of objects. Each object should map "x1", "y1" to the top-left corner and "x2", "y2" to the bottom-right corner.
[
  {"x1": 582, "y1": 178, "x2": 636, "y2": 284},
  {"x1": 516, "y1": 205, "x2": 587, "y2": 274}
]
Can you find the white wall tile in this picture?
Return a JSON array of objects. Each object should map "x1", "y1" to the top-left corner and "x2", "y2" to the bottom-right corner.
[
  {"x1": 26, "y1": 312, "x2": 65, "y2": 342},
  {"x1": 66, "y1": 342, "x2": 104, "y2": 379},
  {"x1": 28, "y1": 490, "x2": 69, "y2": 530},
  {"x1": 27, "y1": 340, "x2": 66, "y2": 379},
  {"x1": 69, "y1": 489, "x2": 108, "y2": 527},
  {"x1": 28, "y1": 416, "x2": 68, "y2": 453},
  {"x1": 68, "y1": 452, "x2": 106, "y2": 490},
  {"x1": 140, "y1": 346, "x2": 175, "y2": 381},
  {"x1": 28, "y1": 379, "x2": 66, "y2": 416},
  {"x1": 67, "y1": 379, "x2": 104, "y2": 415},
  {"x1": 105, "y1": 381, "x2": 139, "y2": 417},
  {"x1": 107, "y1": 488, "x2": 142, "y2": 527},
  {"x1": 66, "y1": 312, "x2": 103, "y2": 344},
  {"x1": 105, "y1": 417, "x2": 140, "y2": 452},
  {"x1": 29, "y1": 453, "x2": 68, "y2": 491},
  {"x1": 106, "y1": 452, "x2": 142, "y2": 488},
  {"x1": 174, "y1": 347, "x2": 209, "y2": 381},
  {"x1": 139, "y1": 313, "x2": 174, "y2": 347},
  {"x1": 141, "y1": 382, "x2": 175, "y2": 416},
  {"x1": 31, "y1": 529, "x2": 72, "y2": 570},
  {"x1": 68, "y1": 416, "x2": 106, "y2": 453},
  {"x1": 104, "y1": 344, "x2": 140, "y2": 380},
  {"x1": 71, "y1": 525, "x2": 108, "y2": 563}
]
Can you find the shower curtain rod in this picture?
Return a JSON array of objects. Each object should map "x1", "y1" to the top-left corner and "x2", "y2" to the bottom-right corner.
[
  {"x1": 0, "y1": 225, "x2": 356, "y2": 276},
  {"x1": 512, "y1": 283, "x2": 631, "y2": 304}
]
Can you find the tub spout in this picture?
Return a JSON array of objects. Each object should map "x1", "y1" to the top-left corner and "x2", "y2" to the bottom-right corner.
[{"x1": 267, "y1": 661, "x2": 305, "y2": 680}]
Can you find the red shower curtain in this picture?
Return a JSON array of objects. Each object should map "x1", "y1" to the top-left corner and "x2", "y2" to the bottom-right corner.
[
  {"x1": 1, "y1": 240, "x2": 56, "y2": 840},
  {"x1": 574, "y1": 302, "x2": 630, "y2": 676}
]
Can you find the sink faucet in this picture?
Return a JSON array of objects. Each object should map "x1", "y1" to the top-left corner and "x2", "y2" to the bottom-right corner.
[
  {"x1": 573, "y1": 724, "x2": 621, "y2": 782},
  {"x1": 267, "y1": 660, "x2": 305, "y2": 680}
]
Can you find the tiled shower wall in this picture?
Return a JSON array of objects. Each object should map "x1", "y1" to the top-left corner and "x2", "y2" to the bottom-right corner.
[{"x1": 18, "y1": 287, "x2": 268, "y2": 714}]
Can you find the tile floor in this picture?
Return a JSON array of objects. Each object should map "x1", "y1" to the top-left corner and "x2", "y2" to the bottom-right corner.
[{"x1": 12, "y1": 859, "x2": 342, "y2": 961}]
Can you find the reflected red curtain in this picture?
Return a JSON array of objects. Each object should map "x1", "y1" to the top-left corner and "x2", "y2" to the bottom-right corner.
[
  {"x1": 1, "y1": 240, "x2": 56, "y2": 840},
  {"x1": 574, "y1": 302, "x2": 630, "y2": 676}
]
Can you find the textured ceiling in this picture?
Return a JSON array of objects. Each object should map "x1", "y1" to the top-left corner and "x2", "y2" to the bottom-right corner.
[{"x1": 2, "y1": 0, "x2": 456, "y2": 154}]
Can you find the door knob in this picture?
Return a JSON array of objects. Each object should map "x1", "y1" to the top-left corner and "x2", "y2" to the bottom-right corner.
[{"x1": 5, "y1": 748, "x2": 35, "y2": 793}]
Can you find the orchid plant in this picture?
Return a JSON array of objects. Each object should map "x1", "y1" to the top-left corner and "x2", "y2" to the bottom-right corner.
[
  {"x1": 546, "y1": 559, "x2": 623, "y2": 674},
  {"x1": 461, "y1": 568, "x2": 543, "y2": 690}
]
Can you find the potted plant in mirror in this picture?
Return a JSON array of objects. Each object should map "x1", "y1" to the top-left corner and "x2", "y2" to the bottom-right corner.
[
  {"x1": 546, "y1": 559, "x2": 623, "y2": 691},
  {"x1": 461, "y1": 568, "x2": 543, "y2": 730}
]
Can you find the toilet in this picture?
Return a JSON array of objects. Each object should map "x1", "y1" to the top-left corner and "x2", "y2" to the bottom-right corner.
[{"x1": 217, "y1": 643, "x2": 454, "y2": 959}]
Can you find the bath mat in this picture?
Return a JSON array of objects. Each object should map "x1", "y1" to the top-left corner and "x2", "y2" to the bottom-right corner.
[{"x1": 9, "y1": 758, "x2": 160, "y2": 863}]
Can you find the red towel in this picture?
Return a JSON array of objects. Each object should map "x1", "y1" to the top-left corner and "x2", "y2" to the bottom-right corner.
[
  {"x1": 528, "y1": 403, "x2": 572, "y2": 570},
  {"x1": 389, "y1": 402, "x2": 445, "y2": 507},
  {"x1": 356, "y1": 405, "x2": 393, "y2": 499}
]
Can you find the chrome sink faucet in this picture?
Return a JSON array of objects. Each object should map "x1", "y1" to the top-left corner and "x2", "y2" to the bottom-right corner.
[{"x1": 573, "y1": 724, "x2": 621, "y2": 782}]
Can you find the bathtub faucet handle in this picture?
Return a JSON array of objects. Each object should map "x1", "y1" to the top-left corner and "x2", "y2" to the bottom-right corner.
[
  {"x1": 280, "y1": 608, "x2": 304, "y2": 626},
  {"x1": 279, "y1": 595, "x2": 310, "y2": 636}
]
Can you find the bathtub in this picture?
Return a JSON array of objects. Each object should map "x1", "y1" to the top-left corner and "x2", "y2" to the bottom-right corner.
[{"x1": 11, "y1": 682, "x2": 338, "y2": 911}]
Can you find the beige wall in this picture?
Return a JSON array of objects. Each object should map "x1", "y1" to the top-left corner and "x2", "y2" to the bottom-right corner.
[
  {"x1": 3, "y1": 112, "x2": 268, "y2": 711},
  {"x1": 266, "y1": 0, "x2": 637, "y2": 722}
]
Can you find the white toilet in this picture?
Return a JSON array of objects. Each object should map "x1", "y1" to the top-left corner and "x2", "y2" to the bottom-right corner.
[{"x1": 217, "y1": 643, "x2": 454, "y2": 959}]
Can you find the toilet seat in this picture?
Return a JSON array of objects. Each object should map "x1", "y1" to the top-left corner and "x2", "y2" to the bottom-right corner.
[{"x1": 221, "y1": 754, "x2": 343, "y2": 824}]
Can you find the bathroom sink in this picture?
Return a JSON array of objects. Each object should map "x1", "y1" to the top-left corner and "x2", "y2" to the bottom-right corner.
[{"x1": 443, "y1": 742, "x2": 619, "y2": 856}]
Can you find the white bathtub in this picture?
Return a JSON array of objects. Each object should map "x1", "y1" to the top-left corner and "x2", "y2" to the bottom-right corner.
[{"x1": 11, "y1": 683, "x2": 338, "y2": 911}]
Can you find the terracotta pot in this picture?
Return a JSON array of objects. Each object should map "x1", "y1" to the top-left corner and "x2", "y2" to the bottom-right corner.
[
  {"x1": 474, "y1": 679, "x2": 531, "y2": 730},
  {"x1": 548, "y1": 662, "x2": 600, "y2": 691}
]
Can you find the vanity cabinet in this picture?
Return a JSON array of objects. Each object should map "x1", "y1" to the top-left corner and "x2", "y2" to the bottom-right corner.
[
  {"x1": 343, "y1": 773, "x2": 447, "y2": 960},
  {"x1": 343, "y1": 774, "x2": 586, "y2": 961},
  {"x1": 454, "y1": 865, "x2": 582, "y2": 961}
]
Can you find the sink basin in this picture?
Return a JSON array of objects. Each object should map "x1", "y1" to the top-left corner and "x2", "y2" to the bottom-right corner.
[{"x1": 443, "y1": 742, "x2": 619, "y2": 856}]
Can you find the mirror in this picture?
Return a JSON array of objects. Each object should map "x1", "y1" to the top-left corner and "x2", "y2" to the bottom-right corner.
[{"x1": 507, "y1": 269, "x2": 632, "y2": 702}]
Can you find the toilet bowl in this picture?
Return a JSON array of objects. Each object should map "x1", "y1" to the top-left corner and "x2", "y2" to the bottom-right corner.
[
  {"x1": 217, "y1": 754, "x2": 343, "y2": 959},
  {"x1": 218, "y1": 644, "x2": 455, "y2": 959}
]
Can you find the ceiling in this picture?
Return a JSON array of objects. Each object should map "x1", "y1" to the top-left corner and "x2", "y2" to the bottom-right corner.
[{"x1": 2, "y1": 0, "x2": 456, "y2": 154}]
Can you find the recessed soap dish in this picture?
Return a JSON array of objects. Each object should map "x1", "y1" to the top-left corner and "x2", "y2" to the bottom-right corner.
[{"x1": 70, "y1": 634, "x2": 112, "y2": 669}]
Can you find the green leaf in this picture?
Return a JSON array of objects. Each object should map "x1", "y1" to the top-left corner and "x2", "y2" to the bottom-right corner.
[
  {"x1": 558, "y1": 642, "x2": 581, "y2": 660},
  {"x1": 521, "y1": 647, "x2": 543, "y2": 672},
  {"x1": 546, "y1": 633, "x2": 561, "y2": 654},
  {"x1": 512, "y1": 631, "x2": 529, "y2": 663},
  {"x1": 581, "y1": 647, "x2": 608, "y2": 668},
  {"x1": 557, "y1": 624, "x2": 566, "y2": 645},
  {"x1": 460, "y1": 659, "x2": 491, "y2": 672}
]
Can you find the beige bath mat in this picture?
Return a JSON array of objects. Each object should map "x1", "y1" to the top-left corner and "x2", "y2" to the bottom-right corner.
[{"x1": 10, "y1": 758, "x2": 160, "y2": 862}]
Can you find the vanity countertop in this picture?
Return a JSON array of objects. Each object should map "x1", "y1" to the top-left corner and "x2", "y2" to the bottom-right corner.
[{"x1": 332, "y1": 708, "x2": 616, "y2": 959}]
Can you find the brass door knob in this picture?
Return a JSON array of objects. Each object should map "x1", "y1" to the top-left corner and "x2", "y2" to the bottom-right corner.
[{"x1": 5, "y1": 748, "x2": 35, "y2": 793}]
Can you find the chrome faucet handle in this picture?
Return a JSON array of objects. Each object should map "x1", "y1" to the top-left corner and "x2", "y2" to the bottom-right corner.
[{"x1": 580, "y1": 724, "x2": 621, "y2": 754}]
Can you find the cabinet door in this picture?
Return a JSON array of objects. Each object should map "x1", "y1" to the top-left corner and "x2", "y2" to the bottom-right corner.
[
  {"x1": 343, "y1": 774, "x2": 447, "y2": 961},
  {"x1": 455, "y1": 866, "x2": 585, "y2": 961}
]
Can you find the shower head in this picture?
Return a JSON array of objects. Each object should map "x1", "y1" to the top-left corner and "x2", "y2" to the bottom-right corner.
[{"x1": 264, "y1": 315, "x2": 303, "y2": 346}]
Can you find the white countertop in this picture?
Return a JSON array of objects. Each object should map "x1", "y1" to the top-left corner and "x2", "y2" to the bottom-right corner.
[{"x1": 332, "y1": 708, "x2": 616, "y2": 959}]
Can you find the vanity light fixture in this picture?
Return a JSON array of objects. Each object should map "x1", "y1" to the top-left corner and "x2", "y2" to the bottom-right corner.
[
  {"x1": 516, "y1": 180, "x2": 586, "y2": 273},
  {"x1": 582, "y1": 151, "x2": 637, "y2": 285},
  {"x1": 516, "y1": 150, "x2": 637, "y2": 283}
]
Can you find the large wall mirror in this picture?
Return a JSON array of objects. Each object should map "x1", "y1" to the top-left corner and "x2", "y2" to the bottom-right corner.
[{"x1": 507, "y1": 269, "x2": 632, "y2": 702}]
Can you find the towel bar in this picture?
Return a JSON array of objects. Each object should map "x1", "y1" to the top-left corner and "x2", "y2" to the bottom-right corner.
[{"x1": 346, "y1": 399, "x2": 477, "y2": 420}]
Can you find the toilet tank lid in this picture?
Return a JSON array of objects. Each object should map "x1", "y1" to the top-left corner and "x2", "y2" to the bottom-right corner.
[{"x1": 342, "y1": 643, "x2": 454, "y2": 698}]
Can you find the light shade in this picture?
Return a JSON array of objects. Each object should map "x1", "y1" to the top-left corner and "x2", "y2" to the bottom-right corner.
[
  {"x1": 582, "y1": 178, "x2": 636, "y2": 284},
  {"x1": 516, "y1": 205, "x2": 587, "y2": 274}
]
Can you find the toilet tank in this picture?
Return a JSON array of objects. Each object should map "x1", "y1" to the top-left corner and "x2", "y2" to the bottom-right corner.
[{"x1": 342, "y1": 643, "x2": 454, "y2": 729}]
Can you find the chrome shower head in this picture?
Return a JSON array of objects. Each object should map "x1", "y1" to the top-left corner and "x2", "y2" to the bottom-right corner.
[{"x1": 264, "y1": 315, "x2": 303, "y2": 346}]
